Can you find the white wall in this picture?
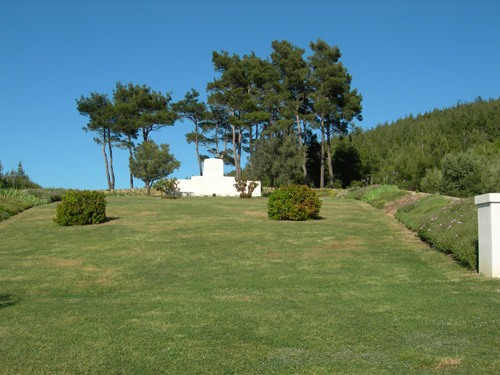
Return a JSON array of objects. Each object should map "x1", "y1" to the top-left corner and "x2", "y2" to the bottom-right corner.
[{"x1": 177, "y1": 159, "x2": 261, "y2": 197}]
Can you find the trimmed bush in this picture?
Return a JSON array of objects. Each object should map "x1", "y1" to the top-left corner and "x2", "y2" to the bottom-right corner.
[
  {"x1": 55, "y1": 190, "x2": 106, "y2": 226},
  {"x1": 267, "y1": 185, "x2": 322, "y2": 221},
  {"x1": 234, "y1": 179, "x2": 258, "y2": 198}
]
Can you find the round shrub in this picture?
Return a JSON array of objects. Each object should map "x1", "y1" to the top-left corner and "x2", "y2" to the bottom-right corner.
[
  {"x1": 267, "y1": 185, "x2": 322, "y2": 221},
  {"x1": 441, "y1": 150, "x2": 486, "y2": 197},
  {"x1": 420, "y1": 168, "x2": 443, "y2": 194},
  {"x1": 55, "y1": 190, "x2": 106, "y2": 226}
]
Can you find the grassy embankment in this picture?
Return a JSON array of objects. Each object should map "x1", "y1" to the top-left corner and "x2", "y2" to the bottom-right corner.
[
  {"x1": 344, "y1": 185, "x2": 478, "y2": 270},
  {"x1": 0, "y1": 188, "x2": 65, "y2": 222},
  {"x1": 1, "y1": 196, "x2": 499, "y2": 374}
]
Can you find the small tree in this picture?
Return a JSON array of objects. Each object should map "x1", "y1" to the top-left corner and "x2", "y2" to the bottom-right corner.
[
  {"x1": 153, "y1": 178, "x2": 180, "y2": 199},
  {"x1": 129, "y1": 141, "x2": 180, "y2": 196}
]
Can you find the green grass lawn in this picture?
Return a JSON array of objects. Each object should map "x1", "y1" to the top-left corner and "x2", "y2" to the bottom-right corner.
[{"x1": 1, "y1": 196, "x2": 499, "y2": 374}]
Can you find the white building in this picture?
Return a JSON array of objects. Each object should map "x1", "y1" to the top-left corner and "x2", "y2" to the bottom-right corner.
[{"x1": 177, "y1": 158, "x2": 261, "y2": 197}]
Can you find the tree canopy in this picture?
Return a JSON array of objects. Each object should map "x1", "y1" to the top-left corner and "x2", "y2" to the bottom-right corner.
[{"x1": 129, "y1": 140, "x2": 180, "y2": 196}]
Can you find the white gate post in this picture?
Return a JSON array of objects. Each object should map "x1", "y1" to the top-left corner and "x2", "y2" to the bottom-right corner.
[{"x1": 475, "y1": 193, "x2": 500, "y2": 278}]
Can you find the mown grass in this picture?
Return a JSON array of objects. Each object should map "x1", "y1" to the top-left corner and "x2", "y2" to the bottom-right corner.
[
  {"x1": 344, "y1": 185, "x2": 478, "y2": 270},
  {"x1": 1, "y1": 196, "x2": 499, "y2": 374}
]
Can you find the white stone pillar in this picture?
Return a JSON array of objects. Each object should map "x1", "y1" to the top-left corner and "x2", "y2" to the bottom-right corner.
[{"x1": 475, "y1": 193, "x2": 500, "y2": 278}]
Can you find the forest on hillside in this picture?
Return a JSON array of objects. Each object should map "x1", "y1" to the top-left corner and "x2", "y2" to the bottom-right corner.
[{"x1": 333, "y1": 96, "x2": 500, "y2": 196}]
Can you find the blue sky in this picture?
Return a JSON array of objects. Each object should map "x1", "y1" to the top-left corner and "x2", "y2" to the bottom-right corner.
[{"x1": 1, "y1": 0, "x2": 499, "y2": 190}]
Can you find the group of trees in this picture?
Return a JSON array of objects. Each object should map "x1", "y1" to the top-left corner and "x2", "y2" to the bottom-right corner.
[
  {"x1": 338, "y1": 96, "x2": 500, "y2": 196},
  {"x1": 204, "y1": 39, "x2": 363, "y2": 187},
  {"x1": 78, "y1": 39, "x2": 363, "y2": 191},
  {"x1": 78, "y1": 40, "x2": 498, "y2": 199},
  {"x1": 0, "y1": 161, "x2": 41, "y2": 189},
  {"x1": 76, "y1": 83, "x2": 179, "y2": 192}
]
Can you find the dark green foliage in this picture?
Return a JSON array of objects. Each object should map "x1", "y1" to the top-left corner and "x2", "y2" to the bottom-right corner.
[
  {"x1": 441, "y1": 150, "x2": 485, "y2": 197},
  {"x1": 332, "y1": 141, "x2": 364, "y2": 188},
  {"x1": 395, "y1": 196, "x2": 478, "y2": 269},
  {"x1": 267, "y1": 185, "x2": 322, "y2": 220},
  {"x1": 55, "y1": 190, "x2": 106, "y2": 226},
  {"x1": 250, "y1": 133, "x2": 304, "y2": 187},
  {"x1": 346, "y1": 96, "x2": 500, "y2": 194}
]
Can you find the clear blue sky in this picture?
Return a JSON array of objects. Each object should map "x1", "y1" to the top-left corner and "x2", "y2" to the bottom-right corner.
[{"x1": 1, "y1": 0, "x2": 499, "y2": 190}]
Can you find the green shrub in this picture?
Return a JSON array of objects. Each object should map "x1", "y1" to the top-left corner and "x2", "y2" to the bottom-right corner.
[
  {"x1": 55, "y1": 190, "x2": 107, "y2": 226},
  {"x1": 441, "y1": 150, "x2": 486, "y2": 197},
  {"x1": 267, "y1": 185, "x2": 322, "y2": 221},
  {"x1": 153, "y1": 178, "x2": 180, "y2": 199},
  {"x1": 420, "y1": 168, "x2": 443, "y2": 194}
]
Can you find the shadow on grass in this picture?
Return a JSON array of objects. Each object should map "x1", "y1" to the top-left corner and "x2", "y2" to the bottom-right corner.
[
  {"x1": 105, "y1": 217, "x2": 119, "y2": 223},
  {"x1": 0, "y1": 294, "x2": 20, "y2": 310},
  {"x1": 312, "y1": 216, "x2": 326, "y2": 221}
]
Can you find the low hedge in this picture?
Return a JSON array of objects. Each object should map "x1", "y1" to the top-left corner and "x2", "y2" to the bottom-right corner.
[
  {"x1": 268, "y1": 185, "x2": 322, "y2": 221},
  {"x1": 55, "y1": 190, "x2": 107, "y2": 226}
]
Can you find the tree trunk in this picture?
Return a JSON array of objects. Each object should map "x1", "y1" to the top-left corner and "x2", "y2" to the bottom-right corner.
[
  {"x1": 102, "y1": 141, "x2": 112, "y2": 190},
  {"x1": 248, "y1": 125, "x2": 253, "y2": 161},
  {"x1": 195, "y1": 122, "x2": 202, "y2": 176},
  {"x1": 232, "y1": 124, "x2": 239, "y2": 179},
  {"x1": 128, "y1": 134, "x2": 134, "y2": 189},
  {"x1": 320, "y1": 115, "x2": 325, "y2": 189},
  {"x1": 296, "y1": 114, "x2": 308, "y2": 184},
  {"x1": 107, "y1": 129, "x2": 115, "y2": 190},
  {"x1": 326, "y1": 122, "x2": 334, "y2": 186},
  {"x1": 237, "y1": 126, "x2": 242, "y2": 178},
  {"x1": 215, "y1": 121, "x2": 220, "y2": 158},
  {"x1": 146, "y1": 181, "x2": 151, "y2": 196}
]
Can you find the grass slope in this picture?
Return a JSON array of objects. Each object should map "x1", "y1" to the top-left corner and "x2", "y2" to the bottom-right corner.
[{"x1": 1, "y1": 197, "x2": 499, "y2": 374}]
